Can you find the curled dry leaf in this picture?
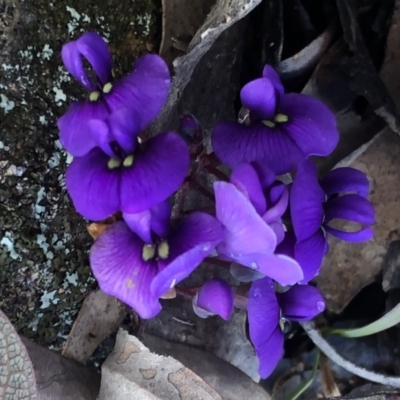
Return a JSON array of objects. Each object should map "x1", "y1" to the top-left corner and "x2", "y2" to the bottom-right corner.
[
  {"x1": 98, "y1": 329, "x2": 221, "y2": 400},
  {"x1": 62, "y1": 290, "x2": 127, "y2": 364},
  {"x1": 0, "y1": 309, "x2": 38, "y2": 399}
]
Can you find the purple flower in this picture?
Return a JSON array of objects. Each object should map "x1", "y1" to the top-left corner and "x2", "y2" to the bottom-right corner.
[
  {"x1": 214, "y1": 163, "x2": 303, "y2": 286},
  {"x1": 66, "y1": 108, "x2": 189, "y2": 221},
  {"x1": 58, "y1": 32, "x2": 170, "y2": 156},
  {"x1": 193, "y1": 278, "x2": 234, "y2": 320},
  {"x1": 212, "y1": 65, "x2": 339, "y2": 174},
  {"x1": 90, "y1": 211, "x2": 223, "y2": 319},
  {"x1": 290, "y1": 160, "x2": 375, "y2": 282},
  {"x1": 248, "y1": 278, "x2": 325, "y2": 378}
]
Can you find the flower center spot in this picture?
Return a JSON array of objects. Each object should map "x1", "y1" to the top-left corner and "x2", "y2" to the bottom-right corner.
[
  {"x1": 123, "y1": 155, "x2": 134, "y2": 167},
  {"x1": 274, "y1": 113, "x2": 289, "y2": 123},
  {"x1": 262, "y1": 120, "x2": 276, "y2": 128},
  {"x1": 107, "y1": 158, "x2": 121, "y2": 170},
  {"x1": 142, "y1": 244, "x2": 156, "y2": 261},
  {"x1": 89, "y1": 91, "x2": 100, "y2": 101},
  {"x1": 103, "y1": 82, "x2": 113, "y2": 94},
  {"x1": 157, "y1": 241, "x2": 169, "y2": 260}
]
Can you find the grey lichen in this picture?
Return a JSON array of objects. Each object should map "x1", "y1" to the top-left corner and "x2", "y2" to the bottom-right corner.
[{"x1": 0, "y1": 0, "x2": 161, "y2": 347}]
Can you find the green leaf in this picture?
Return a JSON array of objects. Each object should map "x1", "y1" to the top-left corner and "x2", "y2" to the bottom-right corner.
[
  {"x1": 285, "y1": 349, "x2": 320, "y2": 400},
  {"x1": 0, "y1": 309, "x2": 38, "y2": 399},
  {"x1": 327, "y1": 302, "x2": 400, "y2": 338}
]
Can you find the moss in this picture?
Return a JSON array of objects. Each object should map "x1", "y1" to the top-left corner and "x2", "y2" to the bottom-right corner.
[{"x1": 0, "y1": 0, "x2": 161, "y2": 347}]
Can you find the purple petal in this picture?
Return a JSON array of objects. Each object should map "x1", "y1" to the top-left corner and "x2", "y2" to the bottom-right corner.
[
  {"x1": 262, "y1": 65, "x2": 284, "y2": 98},
  {"x1": 290, "y1": 160, "x2": 325, "y2": 241},
  {"x1": 248, "y1": 278, "x2": 284, "y2": 378},
  {"x1": 252, "y1": 161, "x2": 276, "y2": 189},
  {"x1": 214, "y1": 181, "x2": 277, "y2": 261},
  {"x1": 120, "y1": 131, "x2": 189, "y2": 214},
  {"x1": 248, "y1": 278, "x2": 279, "y2": 347},
  {"x1": 269, "y1": 221, "x2": 285, "y2": 244},
  {"x1": 324, "y1": 194, "x2": 375, "y2": 225},
  {"x1": 76, "y1": 32, "x2": 112, "y2": 87},
  {"x1": 278, "y1": 285, "x2": 325, "y2": 321},
  {"x1": 106, "y1": 55, "x2": 170, "y2": 130},
  {"x1": 66, "y1": 149, "x2": 120, "y2": 220},
  {"x1": 325, "y1": 226, "x2": 373, "y2": 242},
  {"x1": 212, "y1": 121, "x2": 304, "y2": 174},
  {"x1": 179, "y1": 113, "x2": 203, "y2": 146},
  {"x1": 149, "y1": 201, "x2": 172, "y2": 238},
  {"x1": 87, "y1": 119, "x2": 115, "y2": 157},
  {"x1": 255, "y1": 327, "x2": 284, "y2": 379},
  {"x1": 276, "y1": 232, "x2": 296, "y2": 258},
  {"x1": 107, "y1": 108, "x2": 140, "y2": 154},
  {"x1": 279, "y1": 94, "x2": 339, "y2": 157},
  {"x1": 243, "y1": 253, "x2": 303, "y2": 286},
  {"x1": 151, "y1": 212, "x2": 223, "y2": 298},
  {"x1": 58, "y1": 100, "x2": 110, "y2": 157},
  {"x1": 123, "y1": 211, "x2": 152, "y2": 243},
  {"x1": 320, "y1": 168, "x2": 370, "y2": 198},
  {"x1": 263, "y1": 184, "x2": 289, "y2": 223},
  {"x1": 61, "y1": 40, "x2": 95, "y2": 90},
  {"x1": 230, "y1": 164, "x2": 266, "y2": 215},
  {"x1": 240, "y1": 78, "x2": 277, "y2": 120},
  {"x1": 295, "y1": 230, "x2": 326, "y2": 283},
  {"x1": 90, "y1": 222, "x2": 161, "y2": 319},
  {"x1": 196, "y1": 278, "x2": 234, "y2": 320},
  {"x1": 123, "y1": 201, "x2": 171, "y2": 243}
]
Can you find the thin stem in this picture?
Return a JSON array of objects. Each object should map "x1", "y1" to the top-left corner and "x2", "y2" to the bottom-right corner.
[
  {"x1": 301, "y1": 321, "x2": 400, "y2": 387},
  {"x1": 204, "y1": 164, "x2": 229, "y2": 181}
]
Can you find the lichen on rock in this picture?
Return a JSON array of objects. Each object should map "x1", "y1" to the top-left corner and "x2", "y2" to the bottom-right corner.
[{"x1": 0, "y1": 0, "x2": 161, "y2": 347}]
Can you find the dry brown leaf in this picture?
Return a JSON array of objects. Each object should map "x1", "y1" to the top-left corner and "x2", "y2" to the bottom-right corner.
[
  {"x1": 98, "y1": 329, "x2": 221, "y2": 400},
  {"x1": 63, "y1": 290, "x2": 127, "y2": 364}
]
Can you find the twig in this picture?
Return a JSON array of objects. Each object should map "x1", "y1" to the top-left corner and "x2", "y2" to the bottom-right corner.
[{"x1": 301, "y1": 321, "x2": 400, "y2": 387}]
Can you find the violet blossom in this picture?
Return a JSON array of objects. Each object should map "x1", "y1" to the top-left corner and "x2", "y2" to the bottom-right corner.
[
  {"x1": 66, "y1": 108, "x2": 189, "y2": 221},
  {"x1": 214, "y1": 163, "x2": 303, "y2": 286},
  {"x1": 248, "y1": 277, "x2": 325, "y2": 378},
  {"x1": 212, "y1": 65, "x2": 339, "y2": 174},
  {"x1": 193, "y1": 278, "x2": 234, "y2": 321},
  {"x1": 90, "y1": 211, "x2": 223, "y2": 319},
  {"x1": 58, "y1": 32, "x2": 170, "y2": 156},
  {"x1": 290, "y1": 160, "x2": 375, "y2": 282}
]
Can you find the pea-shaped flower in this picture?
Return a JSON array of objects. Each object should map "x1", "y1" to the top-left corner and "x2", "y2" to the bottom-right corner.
[
  {"x1": 212, "y1": 65, "x2": 339, "y2": 174},
  {"x1": 58, "y1": 32, "x2": 170, "y2": 156}
]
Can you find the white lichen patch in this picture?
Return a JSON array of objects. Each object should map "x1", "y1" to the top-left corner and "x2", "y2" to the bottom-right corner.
[
  {"x1": 53, "y1": 87, "x2": 67, "y2": 105},
  {"x1": 39, "y1": 115, "x2": 48, "y2": 125},
  {"x1": 38, "y1": 44, "x2": 54, "y2": 60},
  {"x1": 35, "y1": 187, "x2": 46, "y2": 218},
  {"x1": 0, "y1": 232, "x2": 22, "y2": 260},
  {"x1": 5, "y1": 164, "x2": 26, "y2": 176},
  {"x1": 40, "y1": 290, "x2": 60, "y2": 309},
  {"x1": 0, "y1": 93, "x2": 15, "y2": 113}
]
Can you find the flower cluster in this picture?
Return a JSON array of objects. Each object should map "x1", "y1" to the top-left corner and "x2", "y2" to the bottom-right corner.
[{"x1": 58, "y1": 33, "x2": 375, "y2": 379}]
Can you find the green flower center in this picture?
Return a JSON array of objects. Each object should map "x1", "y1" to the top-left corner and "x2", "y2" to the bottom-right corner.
[
  {"x1": 141, "y1": 240, "x2": 170, "y2": 261},
  {"x1": 89, "y1": 91, "x2": 100, "y2": 101},
  {"x1": 102, "y1": 82, "x2": 113, "y2": 94},
  {"x1": 107, "y1": 155, "x2": 135, "y2": 170},
  {"x1": 262, "y1": 113, "x2": 289, "y2": 128}
]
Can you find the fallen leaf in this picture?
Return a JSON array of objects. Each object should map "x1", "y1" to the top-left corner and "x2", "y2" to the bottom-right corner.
[
  {"x1": 97, "y1": 329, "x2": 221, "y2": 400},
  {"x1": 0, "y1": 310, "x2": 38, "y2": 400},
  {"x1": 22, "y1": 336, "x2": 100, "y2": 400},
  {"x1": 62, "y1": 290, "x2": 127, "y2": 364}
]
